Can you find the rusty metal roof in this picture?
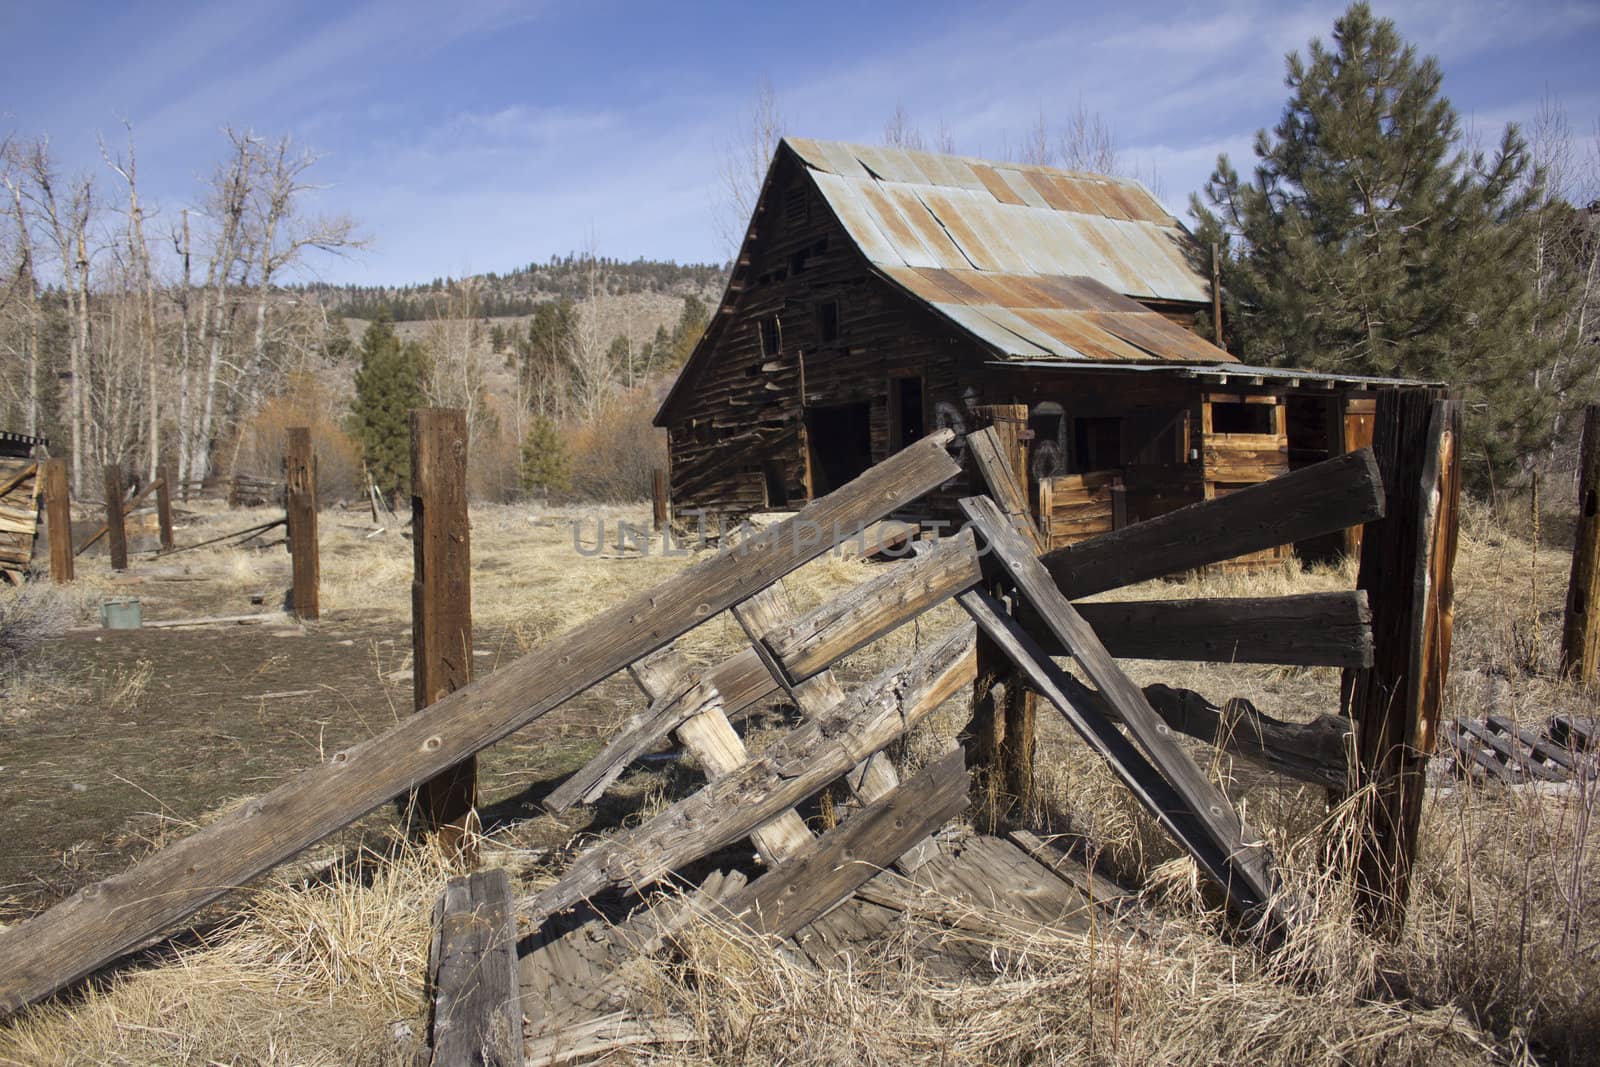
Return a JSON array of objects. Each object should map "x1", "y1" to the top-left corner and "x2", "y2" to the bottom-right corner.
[{"x1": 788, "y1": 138, "x2": 1234, "y2": 365}]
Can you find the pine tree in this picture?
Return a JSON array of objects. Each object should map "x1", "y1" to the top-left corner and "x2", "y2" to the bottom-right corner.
[
  {"x1": 1191, "y1": 3, "x2": 1550, "y2": 486},
  {"x1": 350, "y1": 309, "x2": 423, "y2": 502},
  {"x1": 518, "y1": 414, "x2": 571, "y2": 497}
]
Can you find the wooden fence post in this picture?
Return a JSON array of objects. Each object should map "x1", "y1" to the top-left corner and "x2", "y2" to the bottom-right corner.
[
  {"x1": 411, "y1": 408, "x2": 477, "y2": 861},
  {"x1": 103, "y1": 464, "x2": 128, "y2": 571},
  {"x1": 1563, "y1": 404, "x2": 1600, "y2": 684},
  {"x1": 155, "y1": 465, "x2": 175, "y2": 552},
  {"x1": 284, "y1": 428, "x2": 319, "y2": 620},
  {"x1": 1346, "y1": 389, "x2": 1461, "y2": 933},
  {"x1": 962, "y1": 405, "x2": 1038, "y2": 821},
  {"x1": 651, "y1": 467, "x2": 669, "y2": 532},
  {"x1": 44, "y1": 459, "x2": 73, "y2": 583}
]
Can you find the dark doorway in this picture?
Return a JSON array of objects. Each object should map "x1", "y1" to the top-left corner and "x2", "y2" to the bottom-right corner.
[
  {"x1": 762, "y1": 459, "x2": 790, "y2": 508},
  {"x1": 806, "y1": 403, "x2": 872, "y2": 494},
  {"x1": 888, "y1": 377, "x2": 924, "y2": 451}
]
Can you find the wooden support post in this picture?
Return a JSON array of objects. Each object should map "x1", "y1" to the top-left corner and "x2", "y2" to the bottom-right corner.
[
  {"x1": 1563, "y1": 405, "x2": 1600, "y2": 684},
  {"x1": 1346, "y1": 390, "x2": 1460, "y2": 934},
  {"x1": 44, "y1": 459, "x2": 73, "y2": 583},
  {"x1": 155, "y1": 467, "x2": 174, "y2": 552},
  {"x1": 411, "y1": 409, "x2": 476, "y2": 859},
  {"x1": 651, "y1": 467, "x2": 669, "y2": 532},
  {"x1": 228, "y1": 475, "x2": 240, "y2": 509},
  {"x1": 964, "y1": 411, "x2": 1040, "y2": 820},
  {"x1": 103, "y1": 464, "x2": 128, "y2": 571},
  {"x1": 285, "y1": 428, "x2": 319, "y2": 621}
]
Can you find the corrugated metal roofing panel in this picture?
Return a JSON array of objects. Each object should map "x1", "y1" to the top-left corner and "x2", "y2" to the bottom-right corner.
[
  {"x1": 997, "y1": 167, "x2": 1052, "y2": 209},
  {"x1": 1012, "y1": 309, "x2": 1154, "y2": 362},
  {"x1": 969, "y1": 162, "x2": 1026, "y2": 206},
  {"x1": 909, "y1": 266, "x2": 990, "y2": 304},
  {"x1": 810, "y1": 172, "x2": 905, "y2": 266},
  {"x1": 930, "y1": 302, "x2": 1050, "y2": 357},
  {"x1": 982, "y1": 305, "x2": 1087, "y2": 355},
  {"x1": 914, "y1": 187, "x2": 1030, "y2": 274},
  {"x1": 848, "y1": 178, "x2": 942, "y2": 268},
  {"x1": 881, "y1": 265, "x2": 959, "y2": 305},
  {"x1": 1030, "y1": 211, "x2": 1120, "y2": 285},
  {"x1": 1104, "y1": 218, "x2": 1187, "y2": 298},
  {"x1": 884, "y1": 184, "x2": 973, "y2": 270},
  {"x1": 850, "y1": 144, "x2": 930, "y2": 185}
]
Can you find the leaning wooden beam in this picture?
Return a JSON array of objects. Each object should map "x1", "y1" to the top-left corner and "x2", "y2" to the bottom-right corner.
[
  {"x1": 0, "y1": 462, "x2": 36, "y2": 500},
  {"x1": 74, "y1": 477, "x2": 159, "y2": 557},
  {"x1": 426, "y1": 868, "x2": 522, "y2": 1067},
  {"x1": 961, "y1": 494, "x2": 1280, "y2": 926},
  {"x1": 1059, "y1": 592, "x2": 1373, "y2": 668},
  {"x1": 0, "y1": 429, "x2": 960, "y2": 1017},
  {"x1": 542, "y1": 678, "x2": 721, "y2": 812},
  {"x1": 966, "y1": 424, "x2": 1046, "y2": 554},
  {"x1": 715, "y1": 748, "x2": 969, "y2": 939},
  {"x1": 516, "y1": 623, "x2": 978, "y2": 926},
  {"x1": 1042, "y1": 448, "x2": 1385, "y2": 599},
  {"x1": 957, "y1": 587, "x2": 1277, "y2": 926}
]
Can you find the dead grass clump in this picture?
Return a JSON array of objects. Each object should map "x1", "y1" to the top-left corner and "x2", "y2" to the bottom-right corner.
[{"x1": 0, "y1": 841, "x2": 453, "y2": 1067}]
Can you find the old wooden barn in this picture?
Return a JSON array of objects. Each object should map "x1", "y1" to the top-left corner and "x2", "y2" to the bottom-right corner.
[{"x1": 656, "y1": 138, "x2": 1425, "y2": 560}]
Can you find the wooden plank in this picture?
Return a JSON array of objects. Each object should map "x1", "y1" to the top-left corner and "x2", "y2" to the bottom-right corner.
[
  {"x1": 732, "y1": 584, "x2": 900, "y2": 805},
  {"x1": 953, "y1": 591, "x2": 1280, "y2": 927},
  {"x1": 155, "y1": 468, "x2": 174, "y2": 552},
  {"x1": 1441, "y1": 721, "x2": 1507, "y2": 782},
  {"x1": 1345, "y1": 391, "x2": 1460, "y2": 933},
  {"x1": 1458, "y1": 719, "x2": 1564, "y2": 783},
  {"x1": 0, "y1": 429, "x2": 961, "y2": 1017},
  {"x1": 1486, "y1": 714, "x2": 1577, "y2": 773},
  {"x1": 966, "y1": 422, "x2": 1045, "y2": 554},
  {"x1": 1564, "y1": 404, "x2": 1600, "y2": 683},
  {"x1": 542, "y1": 679, "x2": 717, "y2": 812},
  {"x1": 103, "y1": 464, "x2": 128, "y2": 571},
  {"x1": 631, "y1": 646, "x2": 812, "y2": 866},
  {"x1": 1041, "y1": 448, "x2": 1385, "y2": 598},
  {"x1": 650, "y1": 467, "x2": 669, "y2": 532},
  {"x1": 0, "y1": 462, "x2": 36, "y2": 500},
  {"x1": 762, "y1": 529, "x2": 982, "y2": 684},
  {"x1": 427, "y1": 868, "x2": 522, "y2": 1067},
  {"x1": 44, "y1": 459, "x2": 72, "y2": 583},
  {"x1": 411, "y1": 411, "x2": 473, "y2": 856},
  {"x1": 1045, "y1": 592, "x2": 1373, "y2": 668},
  {"x1": 517, "y1": 623, "x2": 977, "y2": 926},
  {"x1": 717, "y1": 748, "x2": 969, "y2": 939},
  {"x1": 286, "y1": 427, "x2": 320, "y2": 621},
  {"x1": 523, "y1": 1013, "x2": 693, "y2": 1067}
]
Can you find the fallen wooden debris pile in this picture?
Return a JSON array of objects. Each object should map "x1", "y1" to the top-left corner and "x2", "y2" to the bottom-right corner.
[
  {"x1": 0, "y1": 459, "x2": 39, "y2": 583},
  {"x1": 0, "y1": 392, "x2": 1466, "y2": 1067},
  {"x1": 1441, "y1": 715, "x2": 1595, "y2": 783}
]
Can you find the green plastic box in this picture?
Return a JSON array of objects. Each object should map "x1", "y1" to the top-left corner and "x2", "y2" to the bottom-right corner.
[{"x1": 100, "y1": 597, "x2": 142, "y2": 630}]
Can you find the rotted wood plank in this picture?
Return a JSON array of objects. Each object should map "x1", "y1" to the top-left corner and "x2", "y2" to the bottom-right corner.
[
  {"x1": 761, "y1": 529, "x2": 983, "y2": 685},
  {"x1": 427, "y1": 868, "x2": 522, "y2": 1067},
  {"x1": 1041, "y1": 448, "x2": 1385, "y2": 598},
  {"x1": 717, "y1": 748, "x2": 969, "y2": 939},
  {"x1": 0, "y1": 429, "x2": 961, "y2": 1017},
  {"x1": 516, "y1": 623, "x2": 977, "y2": 928},
  {"x1": 1487, "y1": 715, "x2": 1576, "y2": 774},
  {"x1": 1459, "y1": 718, "x2": 1564, "y2": 783}
]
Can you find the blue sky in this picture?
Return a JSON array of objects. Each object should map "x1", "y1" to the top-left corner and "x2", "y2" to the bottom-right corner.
[{"x1": 3, "y1": 0, "x2": 1596, "y2": 285}]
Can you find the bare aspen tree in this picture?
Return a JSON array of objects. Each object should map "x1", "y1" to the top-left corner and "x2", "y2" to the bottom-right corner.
[
  {"x1": 0, "y1": 138, "x2": 41, "y2": 437},
  {"x1": 567, "y1": 246, "x2": 614, "y2": 419},
  {"x1": 422, "y1": 277, "x2": 492, "y2": 443},
  {"x1": 102, "y1": 124, "x2": 162, "y2": 480},
  {"x1": 1058, "y1": 99, "x2": 1119, "y2": 174},
  {"x1": 716, "y1": 78, "x2": 785, "y2": 256}
]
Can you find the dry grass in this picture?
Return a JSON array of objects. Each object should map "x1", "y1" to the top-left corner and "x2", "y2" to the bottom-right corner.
[{"x1": 4, "y1": 495, "x2": 1600, "y2": 1063}]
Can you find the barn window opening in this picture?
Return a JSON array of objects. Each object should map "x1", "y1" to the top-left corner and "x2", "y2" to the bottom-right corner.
[
  {"x1": 1072, "y1": 416, "x2": 1123, "y2": 472},
  {"x1": 789, "y1": 248, "x2": 811, "y2": 275},
  {"x1": 762, "y1": 459, "x2": 790, "y2": 508},
  {"x1": 818, "y1": 301, "x2": 840, "y2": 343},
  {"x1": 1029, "y1": 402, "x2": 1067, "y2": 480},
  {"x1": 806, "y1": 403, "x2": 873, "y2": 494},
  {"x1": 759, "y1": 315, "x2": 780, "y2": 357},
  {"x1": 785, "y1": 187, "x2": 808, "y2": 226},
  {"x1": 888, "y1": 376, "x2": 924, "y2": 450},
  {"x1": 1210, "y1": 400, "x2": 1276, "y2": 435}
]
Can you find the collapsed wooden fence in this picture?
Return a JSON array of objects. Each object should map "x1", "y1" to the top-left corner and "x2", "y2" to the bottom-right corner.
[{"x1": 0, "y1": 392, "x2": 1461, "y2": 1040}]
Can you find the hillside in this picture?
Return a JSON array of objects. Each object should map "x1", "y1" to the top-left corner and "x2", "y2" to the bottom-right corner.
[{"x1": 298, "y1": 255, "x2": 728, "y2": 322}]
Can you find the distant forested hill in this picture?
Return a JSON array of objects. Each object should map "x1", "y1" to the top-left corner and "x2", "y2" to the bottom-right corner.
[{"x1": 297, "y1": 254, "x2": 729, "y2": 321}]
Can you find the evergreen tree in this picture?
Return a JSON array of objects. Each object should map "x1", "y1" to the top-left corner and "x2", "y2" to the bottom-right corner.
[
  {"x1": 667, "y1": 294, "x2": 709, "y2": 368},
  {"x1": 350, "y1": 309, "x2": 423, "y2": 501},
  {"x1": 1191, "y1": 3, "x2": 1550, "y2": 485},
  {"x1": 518, "y1": 414, "x2": 571, "y2": 496}
]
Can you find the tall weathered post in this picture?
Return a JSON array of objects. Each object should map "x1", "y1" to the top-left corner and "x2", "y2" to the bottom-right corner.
[
  {"x1": 963, "y1": 404, "x2": 1040, "y2": 820},
  {"x1": 1346, "y1": 389, "x2": 1460, "y2": 933},
  {"x1": 651, "y1": 467, "x2": 669, "y2": 532},
  {"x1": 43, "y1": 459, "x2": 73, "y2": 583},
  {"x1": 411, "y1": 408, "x2": 476, "y2": 861},
  {"x1": 1563, "y1": 405, "x2": 1600, "y2": 685},
  {"x1": 154, "y1": 465, "x2": 175, "y2": 552},
  {"x1": 102, "y1": 464, "x2": 128, "y2": 571},
  {"x1": 285, "y1": 428, "x2": 320, "y2": 620}
]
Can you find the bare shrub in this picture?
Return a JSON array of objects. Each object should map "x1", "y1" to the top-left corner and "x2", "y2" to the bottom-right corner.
[
  {"x1": 565, "y1": 386, "x2": 665, "y2": 502},
  {"x1": 226, "y1": 371, "x2": 365, "y2": 502}
]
